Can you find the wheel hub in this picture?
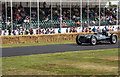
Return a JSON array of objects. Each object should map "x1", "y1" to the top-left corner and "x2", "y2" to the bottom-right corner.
[
  {"x1": 112, "y1": 36, "x2": 116, "y2": 43},
  {"x1": 92, "y1": 37, "x2": 96, "y2": 44}
]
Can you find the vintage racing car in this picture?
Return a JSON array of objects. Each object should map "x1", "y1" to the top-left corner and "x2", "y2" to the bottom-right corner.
[{"x1": 76, "y1": 31, "x2": 117, "y2": 45}]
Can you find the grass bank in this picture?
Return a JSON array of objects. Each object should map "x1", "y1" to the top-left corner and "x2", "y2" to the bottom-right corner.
[{"x1": 2, "y1": 48, "x2": 118, "y2": 75}]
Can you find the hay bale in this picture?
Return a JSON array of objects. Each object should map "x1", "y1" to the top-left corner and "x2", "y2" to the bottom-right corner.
[{"x1": 2, "y1": 31, "x2": 119, "y2": 45}]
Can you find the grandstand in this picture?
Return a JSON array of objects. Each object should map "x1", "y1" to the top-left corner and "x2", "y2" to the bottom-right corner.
[{"x1": 0, "y1": 0, "x2": 120, "y2": 30}]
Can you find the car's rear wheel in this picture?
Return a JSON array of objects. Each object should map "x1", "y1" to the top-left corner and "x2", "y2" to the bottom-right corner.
[
  {"x1": 90, "y1": 36, "x2": 97, "y2": 45},
  {"x1": 110, "y1": 35, "x2": 117, "y2": 44},
  {"x1": 76, "y1": 35, "x2": 82, "y2": 45}
]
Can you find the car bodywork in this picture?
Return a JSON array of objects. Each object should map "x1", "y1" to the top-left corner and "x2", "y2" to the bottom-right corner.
[{"x1": 76, "y1": 32, "x2": 117, "y2": 45}]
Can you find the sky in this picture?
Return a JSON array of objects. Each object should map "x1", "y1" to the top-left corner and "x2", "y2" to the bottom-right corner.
[{"x1": 106, "y1": 1, "x2": 119, "y2": 5}]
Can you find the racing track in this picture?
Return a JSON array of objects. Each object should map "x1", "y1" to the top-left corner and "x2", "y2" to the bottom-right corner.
[{"x1": 2, "y1": 41, "x2": 120, "y2": 57}]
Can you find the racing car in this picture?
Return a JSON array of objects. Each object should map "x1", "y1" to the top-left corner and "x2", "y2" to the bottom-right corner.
[{"x1": 76, "y1": 31, "x2": 117, "y2": 45}]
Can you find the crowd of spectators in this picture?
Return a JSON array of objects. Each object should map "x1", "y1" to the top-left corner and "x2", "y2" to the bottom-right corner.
[
  {"x1": 0, "y1": 25, "x2": 119, "y2": 36},
  {"x1": 82, "y1": 26, "x2": 119, "y2": 33},
  {"x1": 2, "y1": 2, "x2": 120, "y2": 30},
  {"x1": 84, "y1": 5, "x2": 118, "y2": 26},
  {"x1": 0, "y1": 27, "x2": 56, "y2": 35},
  {"x1": 1, "y1": 2, "x2": 120, "y2": 36}
]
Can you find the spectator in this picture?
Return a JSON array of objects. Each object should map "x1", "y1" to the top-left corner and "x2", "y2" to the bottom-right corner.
[
  {"x1": 39, "y1": 28, "x2": 42, "y2": 34},
  {"x1": 78, "y1": 27, "x2": 81, "y2": 33},
  {"x1": 97, "y1": 27, "x2": 100, "y2": 32},
  {"x1": 42, "y1": 28, "x2": 46, "y2": 34},
  {"x1": 46, "y1": 29, "x2": 50, "y2": 34},
  {"x1": 49, "y1": 28, "x2": 53, "y2": 34},
  {"x1": 3, "y1": 29, "x2": 7, "y2": 35},
  {"x1": 58, "y1": 28, "x2": 61, "y2": 33},
  {"x1": 24, "y1": 17, "x2": 30, "y2": 23},
  {"x1": 76, "y1": 21, "x2": 80, "y2": 26},
  {"x1": 25, "y1": 28, "x2": 29, "y2": 35},
  {"x1": 6, "y1": 20, "x2": 10, "y2": 26},
  {"x1": 112, "y1": 26, "x2": 115, "y2": 31},
  {"x1": 85, "y1": 28, "x2": 89, "y2": 32},
  {"x1": 69, "y1": 27, "x2": 73, "y2": 33},
  {"x1": 66, "y1": 26, "x2": 69, "y2": 33},
  {"x1": 22, "y1": 29, "x2": 25, "y2": 35},
  {"x1": 12, "y1": 29, "x2": 16, "y2": 35},
  {"x1": 82, "y1": 27, "x2": 85, "y2": 32},
  {"x1": 72, "y1": 26, "x2": 76, "y2": 33},
  {"x1": 52, "y1": 30, "x2": 55, "y2": 34},
  {"x1": 73, "y1": 28, "x2": 76, "y2": 33},
  {"x1": 92, "y1": 27, "x2": 97, "y2": 32},
  {"x1": 36, "y1": 27, "x2": 41, "y2": 34},
  {"x1": 89, "y1": 28, "x2": 92, "y2": 32},
  {"x1": 44, "y1": 16, "x2": 49, "y2": 21},
  {"x1": 117, "y1": 26, "x2": 120, "y2": 31},
  {"x1": 106, "y1": 25, "x2": 110, "y2": 31},
  {"x1": 109, "y1": 26, "x2": 112, "y2": 31},
  {"x1": 18, "y1": 29, "x2": 22, "y2": 35},
  {"x1": 8, "y1": 28, "x2": 11, "y2": 35},
  {"x1": 102, "y1": 26, "x2": 108, "y2": 32},
  {"x1": 30, "y1": 28, "x2": 33, "y2": 35},
  {"x1": 36, "y1": 27, "x2": 39, "y2": 35}
]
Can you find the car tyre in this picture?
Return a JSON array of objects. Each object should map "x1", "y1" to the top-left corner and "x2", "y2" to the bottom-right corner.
[
  {"x1": 110, "y1": 35, "x2": 117, "y2": 44},
  {"x1": 90, "y1": 36, "x2": 97, "y2": 45},
  {"x1": 76, "y1": 35, "x2": 82, "y2": 45}
]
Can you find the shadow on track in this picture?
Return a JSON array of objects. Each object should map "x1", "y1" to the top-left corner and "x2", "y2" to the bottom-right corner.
[{"x1": 67, "y1": 42, "x2": 116, "y2": 46}]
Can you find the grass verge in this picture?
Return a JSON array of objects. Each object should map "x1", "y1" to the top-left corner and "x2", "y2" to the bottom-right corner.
[
  {"x1": 2, "y1": 48, "x2": 118, "y2": 75},
  {"x1": 2, "y1": 40, "x2": 75, "y2": 48}
]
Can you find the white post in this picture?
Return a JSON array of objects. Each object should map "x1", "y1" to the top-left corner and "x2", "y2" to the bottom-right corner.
[
  {"x1": 60, "y1": 0, "x2": 62, "y2": 28},
  {"x1": 99, "y1": 0, "x2": 100, "y2": 26},
  {"x1": 104, "y1": 4, "x2": 105, "y2": 25},
  {"x1": 117, "y1": 0, "x2": 118, "y2": 26},
  {"x1": 37, "y1": 0, "x2": 39, "y2": 34},
  {"x1": 70, "y1": 0, "x2": 71, "y2": 26},
  {"x1": 0, "y1": 1, "x2": 2, "y2": 75},
  {"x1": 51, "y1": 0, "x2": 52, "y2": 27},
  {"x1": 5, "y1": 0, "x2": 7, "y2": 29},
  {"x1": 11, "y1": 0, "x2": 13, "y2": 30},
  {"x1": 60, "y1": 0, "x2": 62, "y2": 27},
  {"x1": 80, "y1": 0, "x2": 82, "y2": 27},
  {"x1": 30, "y1": 0, "x2": 31, "y2": 29},
  {"x1": 88, "y1": 0, "x2": 89, "y2": 26}
]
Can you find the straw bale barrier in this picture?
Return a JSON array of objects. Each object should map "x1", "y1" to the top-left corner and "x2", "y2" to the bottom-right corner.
[{"x1": 1, "y1": 31, "x2": 119, "y2": 45}]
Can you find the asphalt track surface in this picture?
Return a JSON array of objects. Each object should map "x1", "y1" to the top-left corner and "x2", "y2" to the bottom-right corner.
[{"x1": 2, "y1": 42, "x2": 120, "y2": 57}]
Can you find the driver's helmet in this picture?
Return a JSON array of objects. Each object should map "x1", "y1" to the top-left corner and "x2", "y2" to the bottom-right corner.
[{"x1": 102, "y1": 29, "x2": 107, "y2": 35}]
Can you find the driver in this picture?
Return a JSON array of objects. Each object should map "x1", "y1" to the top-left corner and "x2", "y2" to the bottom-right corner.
[{"x1": 102, "y1": 29, "x2": 107, "y2": 36}]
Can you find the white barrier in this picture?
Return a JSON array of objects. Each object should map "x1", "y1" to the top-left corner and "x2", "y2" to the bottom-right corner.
[{"x1": 1, "y1": 25, "x2": 119, "y2": 36}]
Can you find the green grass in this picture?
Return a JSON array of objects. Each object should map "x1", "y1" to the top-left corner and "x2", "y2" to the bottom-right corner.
[
  {"x1": 2, "y1": 48, "x2": 119, "y2": 75},
  {"x1": 2, "y1": 40, "x2": 75, "y2": 48}
]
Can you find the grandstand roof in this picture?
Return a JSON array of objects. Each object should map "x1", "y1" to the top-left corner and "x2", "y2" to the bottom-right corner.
[
  {"x1": 1, "y1": 0, "x2": 118, "y2": 8},
  {"x1": 1, "y1": 0, "x2": 118, "y2": 2},
  {"x1": 119, "y1": 1, "x2": 120, "y2": 6}
]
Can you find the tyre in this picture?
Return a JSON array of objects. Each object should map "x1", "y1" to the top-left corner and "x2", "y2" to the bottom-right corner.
[
  {"x1": 90, "y1": 36, "x2": 97, "y2": 45},
  {"x1": 76, "y1": 35, "x2": 82, "y2": 45},
  {"x1": 110, "y1": 35, "x2": 117, "y2": 44}
]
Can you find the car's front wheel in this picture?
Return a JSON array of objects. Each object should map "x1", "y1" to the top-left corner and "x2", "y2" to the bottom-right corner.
[
  {"x1": 90, "y1": 36, "x2": 97, "y2": 45},
  {"x1": 76, "y1": 35, "x2": 82, "y2": 45},
  {"x1": 110, "y1": 35, "x2": 117, "y2": 44}
]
